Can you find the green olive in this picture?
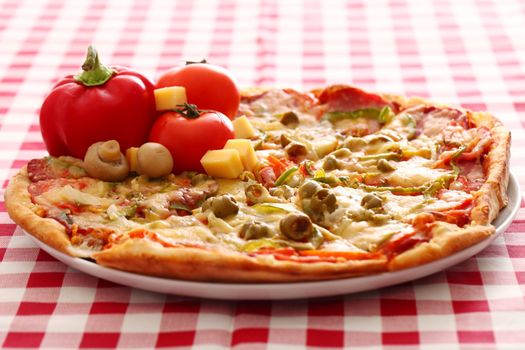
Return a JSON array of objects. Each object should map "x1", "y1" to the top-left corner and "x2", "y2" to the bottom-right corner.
[
  {"x1": 311, "y1": 189, "x2": 338, "y2": 213},
  {"x1": 322, "y1": 155, "x2": 339, "y2": 171},
  {"x1": 279, "y1": 213, "x2": 313, "y2": 241},
  {"x1": 280, "y1": 111, "x2": 299, "y2": 128},
  {"x1": 245, "y1": 183, "x2": 270, "y2": 204},
  {"x1": 298, "y1": 180, "x2": 322, "y2": 199},
  {"x1": 285, "y1": 142, "x2": 308, "y2": 159},
  {"x1": 280, "y1": 134, "x2": 292, "y2": 147},
  {"x1": 191, "y1": 173, "x2": 210, "y2": 186},
  {"x1": 377, "y1": 158, "x2": 397, "y2": 172},
  {"x1": 361, "y1": 193, "x2": 383, "y2": 209},
  {"x1": 344, "y1": 137, "x2": 367, "y2": 151},
  {"x1": 269, "y1": 185, "x2": 294, "y2": 200},
  {"x1": 211, "y1": 195, "x2": 239, "y2": 218},
  {"x1": 239, "y1": 221, "x2": 272, "y2": 240}
]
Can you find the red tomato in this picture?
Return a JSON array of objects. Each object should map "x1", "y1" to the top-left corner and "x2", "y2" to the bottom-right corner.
[
  {"x1": 149, "y1": 105, "x2": 234, "y2": 174},
  {"x1": 156, "y1": 63, "x2": 240, "y2": 119}
]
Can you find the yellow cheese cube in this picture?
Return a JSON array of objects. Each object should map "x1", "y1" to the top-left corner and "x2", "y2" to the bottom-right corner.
[
  {"x1": 126, "y1": 147, "x2": 139, "y2": 172},
  {"x1": 233, "y1": 115, "x2": 256, "y2": 139},
  {"x1": 154, "y1": 87, "x2": 187, "y2": 111},
  {"x1": 223, "y1": 139, "x2": 258, "y2": 171},
  {"x1": 200, "y1": 149, "x2": 244, "y2": 179}
]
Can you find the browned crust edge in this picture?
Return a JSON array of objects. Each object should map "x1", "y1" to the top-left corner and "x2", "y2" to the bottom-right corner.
[
  {"x1": 4, "y1": 167, "x2": 75, "y2": 255},
  {"x1": 93, "y1": 240, "x2": 387, "y2": 283},
  {"x1": 388, "y1": 223, "x2": 494, "y2": 271}
]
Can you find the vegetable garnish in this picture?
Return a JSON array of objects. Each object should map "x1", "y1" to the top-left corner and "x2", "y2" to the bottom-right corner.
[
  {"x1": 40, "y1": 45, "x2": 156, "y2": 159},
  {"x1": 274, "y1": 166, "x2": 298, "y2": 186},
  {"x1": 149, "y1": 103, "x2": 234, "y2": 174},
  {"x1": 156, "y1": 61, "x2": 240, "y2": 119}
]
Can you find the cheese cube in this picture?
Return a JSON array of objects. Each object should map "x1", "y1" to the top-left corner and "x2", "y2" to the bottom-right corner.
[
  {"x1": 233, "y1": 115, "x2": 256, "y2": 139},
  {"x1": 154, "y1": 87, "x2": 187, "y2": 111},
  {"x1": 223, "y1": 139, "x2": 258, "y2": 171},
  {"x1": 200, "y1": 149, "x2": 243, "y2": 179},
  {"x1": 126, "y1": 147, "x2": 139, "y2": 172}
]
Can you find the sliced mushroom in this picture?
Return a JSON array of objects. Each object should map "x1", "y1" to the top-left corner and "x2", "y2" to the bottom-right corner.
[{"x1": 83, "y1": 140, "x2": 129, "y2": 182}]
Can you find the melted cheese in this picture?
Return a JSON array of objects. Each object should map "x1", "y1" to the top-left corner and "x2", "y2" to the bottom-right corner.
[{"x1": 387, "y1": 156, "x2": 451, "y2": 187}]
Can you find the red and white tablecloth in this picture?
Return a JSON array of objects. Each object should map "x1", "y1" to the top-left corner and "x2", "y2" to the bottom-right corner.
[{"x1": 1, "y1": 0, "x2": 525, "y2": 348}]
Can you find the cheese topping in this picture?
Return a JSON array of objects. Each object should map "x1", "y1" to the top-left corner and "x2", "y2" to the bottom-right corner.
[{"x1": 27, "y1": 88, "x2": 489, "y2": 260}]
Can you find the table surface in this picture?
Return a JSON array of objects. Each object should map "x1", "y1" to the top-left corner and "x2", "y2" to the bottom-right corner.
[{"x1": 1, "y1": 0, "x2": 525, "y2": 348}]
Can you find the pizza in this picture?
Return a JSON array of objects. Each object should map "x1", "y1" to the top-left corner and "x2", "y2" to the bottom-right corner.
[{"x1": 5, "y1": 84, "x2": 510, "y2": 282}]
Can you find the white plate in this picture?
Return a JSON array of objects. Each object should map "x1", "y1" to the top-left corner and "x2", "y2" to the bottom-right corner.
[{"x1": 27, "y1": 172, "x2": 521, "y2": 300}]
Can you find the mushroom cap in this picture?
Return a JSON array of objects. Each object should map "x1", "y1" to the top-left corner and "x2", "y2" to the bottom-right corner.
[
  {"x1": 83, "y1": 141, "x2": 129, "y2": 182},
  {"x1": 136, "y1": 142, "x2": 174, "y2": 178}
]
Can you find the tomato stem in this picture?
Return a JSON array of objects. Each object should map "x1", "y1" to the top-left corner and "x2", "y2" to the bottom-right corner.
[
  {"x1": 74, "y1": 45, "x2": 115, "y2": 87},
  {"x1": 173, "y1": 103, "x2": 204, "y2": 119}
]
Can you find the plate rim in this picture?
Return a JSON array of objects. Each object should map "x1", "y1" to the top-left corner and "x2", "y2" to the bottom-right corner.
[{"x1": 25, "y1": 172, "x2": 521, "y2": 300}]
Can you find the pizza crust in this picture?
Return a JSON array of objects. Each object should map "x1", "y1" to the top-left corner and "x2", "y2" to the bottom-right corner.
[
  {"x1": 4, "y1": 167, "x2": 75, "y2": 255},
  {"x1": 93, "y1": 239, "x2": 387, "y2": 282},
  {"x1": 388, "y1": 222, "x2": 494, "y2": 271}
]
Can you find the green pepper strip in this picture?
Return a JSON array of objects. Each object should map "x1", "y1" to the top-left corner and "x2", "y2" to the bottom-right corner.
[
  {"x1": 322, "y1": 108, "x2": 382, "y2": 123},
  {"x1": 378, "y1": 106, "x2": 394, "y2": 124},
  {"x1": 362, "y1": 184, "x2": 427, "y2": 195},
  {"x1": 358, "y1": 152, "x2": 401, "y2": 161},
  {"x1": 274, "y1": 166, "x2": 298, "y2": 186},
  {"x1": 252, "y1": 203, "x2": 289, "y2": 214}
]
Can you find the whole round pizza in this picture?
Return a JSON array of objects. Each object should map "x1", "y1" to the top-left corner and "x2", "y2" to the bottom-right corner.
[{"x1": 4, "y1": 47, "x2": 510, "y2": 283}]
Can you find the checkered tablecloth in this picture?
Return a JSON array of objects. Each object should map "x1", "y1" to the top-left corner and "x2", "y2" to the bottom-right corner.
[{"x1": 1, "y1": 0, "x2": 525, "y2": 348}]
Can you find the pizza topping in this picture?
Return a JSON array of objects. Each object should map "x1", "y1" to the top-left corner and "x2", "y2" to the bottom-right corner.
[
  {"x1": 239, "y1": 221, "x2": 272, "y2": 240},
  {"x1": 203, "y1": 195, "x2": 239, "y2": 219},
  {"x1": 377, "y1": 159, "x2": 396, "y2": 172},
  {"x1": 361, "y1": 193, "x2": 383, "y2": 209},
  {"x1": 279, "y1": 213, "x2": 313, "y2": 241},
  {"x1": 318, "y1": 85, "x2": 393, "y2": 114},
  {"x1": 18, "y1": 81, "x2": 503, "y2": 274},
  {"x1": 83, "y1": 141, "x2": 129, "y2": 182},
  {"x1": 284, "y1": 142, "x2": 308, "y2": 161},
  {"x1": 200, "y1": 149, "x2": 244, "y2": 179},
  {"x1": 279, "y1": 111, "x2": 300, "y2": 128},
  {"x1": 223, "y1": 139, "x2": 258, "y2": 171}
]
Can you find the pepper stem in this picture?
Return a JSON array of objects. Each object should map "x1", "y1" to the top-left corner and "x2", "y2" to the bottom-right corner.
[{"x1": 74, "y1": 45, "x2": 115, "y2": 87}]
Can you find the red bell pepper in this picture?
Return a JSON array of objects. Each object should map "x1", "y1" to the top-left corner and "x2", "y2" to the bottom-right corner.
[{"x1": 39, "y1": 45, "x2": 157, "y2": 159}]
